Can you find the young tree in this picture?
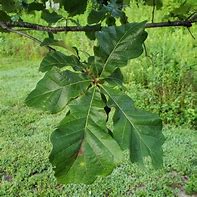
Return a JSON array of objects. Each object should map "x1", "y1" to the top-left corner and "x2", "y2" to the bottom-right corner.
[{"x1": 0, "y1": 0, "x2": 196, "y2": 184}]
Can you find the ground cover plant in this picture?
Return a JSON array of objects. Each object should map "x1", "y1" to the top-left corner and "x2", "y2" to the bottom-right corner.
[{"x1": 0, "y1": 0, "x2": 197, "y2": 193}]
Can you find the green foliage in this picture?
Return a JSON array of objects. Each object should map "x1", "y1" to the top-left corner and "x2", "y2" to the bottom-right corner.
[
  {"x1": 24, "y1": 22, "x2": 164, "y2": 184},
  {"x1": 94, "y1": 22, "x2": 147, "y2": 77},
  {"x1": 162, "y1": 0, "x2": 197, "y2": 19},
  {"x1": 25, "y1": 69, "x2": 91, "y2": 113},
  {"x1": 102, "y1": 85, "x2": 164, "y2": 168},
  {"x1": 61, "y1": 0, "x2": 88, "y2": 16},
  {"x1": 124, "y1": 27, "x2": 197, "y2": 128},
  {"x1": 39, "y1": 51, "x2": 80, "y2": 72},
  {"x1": 0, "y1": 10, "x2": 11, "y2": 21},
  {"x1": 0, "y1": 0, "x2": 20, "y2": 13},
  {"x1": 0, "y1": 56, "x2": 196, "y2": 197},
  {"x1": 41, "y1": 10, "x2": 63, "y2": 24},
  {"x1": 50, "y1": 87, "x2": 123, "y2": 184},
  {"x1": 185, "y1": 174, "x2": 197, "y2": 195},
  {"x1": 136, "y1": 0, "x2": 163, "y2": 9},
  {"x1": 0, "y1": 0, "x2": 196, "y2": 186}
]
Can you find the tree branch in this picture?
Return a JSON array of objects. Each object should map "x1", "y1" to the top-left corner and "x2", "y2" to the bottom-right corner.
[{"x1": 0, "y1": 19, "x2": 196, "y2": 33}]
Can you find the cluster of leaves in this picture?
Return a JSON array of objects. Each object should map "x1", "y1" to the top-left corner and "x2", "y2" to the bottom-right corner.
[
  {"x1": 0, "y1": 0, "x2": 165, "y2": 184},
  {"x1": 25, "y1": 22, "x2": 164, "y2": 184}
]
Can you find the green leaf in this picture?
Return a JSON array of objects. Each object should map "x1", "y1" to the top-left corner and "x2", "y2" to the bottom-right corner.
[
  {"x1": 0, "y1": 0, "x2": 19, "y2": 12},
  {"x1": 105, "y1": 16, "x2": 116, "y2": 26},
  {"x1": 49, "y1": 87, "x2": 123, "y2": 184},
  {"x1": 41, "y1": 10, "x2": 62, "y2": 24},
  {"x1": 104, "y1": 0, "x2": 124, "y2": 18},
  {"x1": 62, "y1": 0, "x2": 88, "y2": 16},
  {"x1": 101, "y1": 84, "x2": 165, "y2": 168},
  {"x1": 26, "y1": 2, "x2": 45, "y2": 12},
  {"x1": 25, "y1": 69, "x2": 91, "y2": 113},
  {"x1": 39, "y1": 51, "x2": 81, "y2": 72},
  {"x1": 95, "y1": 22, "x2": 148, "y2": 77},
  {"x1": 0, "y1": 10, "x2": 11, "y2": 21},
  {"x1": 105, "y1": 68, "x2": 124, "y2": 86},
  {"x1": 41, "y1": 38, "x2": 78, "y2": 56},
  {"x1": 88, "y1": 8, "x2": 106, "y2": 24}
]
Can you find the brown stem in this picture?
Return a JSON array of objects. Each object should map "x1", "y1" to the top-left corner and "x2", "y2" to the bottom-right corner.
[{"x1": 0, "y1": 19, "x2": 196, "y2": 33}]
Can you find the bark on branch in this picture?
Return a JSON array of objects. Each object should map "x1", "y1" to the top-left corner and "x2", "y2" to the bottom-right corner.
[{"x1": 0, "y1": 19, "x2": 196, "y2": 33}]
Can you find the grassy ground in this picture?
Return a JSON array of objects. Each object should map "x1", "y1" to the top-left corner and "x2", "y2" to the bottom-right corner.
[{"x1": 0, "y1": 58, "x2": 196, "y2": 197}]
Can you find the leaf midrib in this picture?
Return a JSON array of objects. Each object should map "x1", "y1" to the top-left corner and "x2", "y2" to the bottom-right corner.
[
  {"x1": 101, "y1": 85, "x2": 152, "y2": 154},
  {"x1": 26, "y1": 79, "x2": 91, "y2": 101},
  {"x1": 100, "y1": 24, "x2": 140, "y2": 77}
]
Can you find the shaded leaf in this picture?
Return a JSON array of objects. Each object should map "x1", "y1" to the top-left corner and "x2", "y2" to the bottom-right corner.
[
  {"x1": 41, "y1": 10, "x2": 62, "y2": 24},
  {"x1": 62, "y1": 0, "x2": 88, "y2": 16},
  {"x1": 105, "y1": 16, "x2": 116, "y2": 26},
  {"x1": 26, "y1": 2, "x2": 45, "y2": 11},
  {"x1": 39, "y1": 51, "x2": 81, "y2": 72},
  {"x1": 0, "y1": 0, "x2": 19, "y2": 12},
  {"x1": 95, "y1": 22, "x2": 148, "y2": 77},
  {"x1": 104, "y1": 0, "x2": 124, "y2": 18},
  {"x1": 101, "y1": 84, "x2": 165, "y2": 168},
  {"x1": 25, "y1": 69, "x2": 91, "y2": 113},
  {"x1": 88, "y1": 8, "x2": 106, "y2": 24},
  {"x1": 105, "y1": 68, "x2": 124, "y2": 86},
  {"x1": 49, "y1": 87, "x2": 123, "y2": 184},
  {"x1": 169, "y1": 1, "x2": 197, "y2": 20},
  {"x1": 0, "y1": 10, "x2": 11, "y2": 21},
  {"x1": 85, "y1": 24, "x2": 101, "y2": 40}
]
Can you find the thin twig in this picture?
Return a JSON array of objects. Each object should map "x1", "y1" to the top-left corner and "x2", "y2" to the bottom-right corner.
[
  {"x1": 151, "y1": 0, "x2": 156, "y2": 23},
  {"x1": 0, "y1": 19, "x2": 196, "y2": 33},
  {"x1": 187, "y1": 12, "x2": 197, "y2": 21},
  {"x1": 143, "y1": 43, "x2": 148, "y2": 57},
  {"x1": 187, "y1": 27, "x2": 195, "y2": 39}
]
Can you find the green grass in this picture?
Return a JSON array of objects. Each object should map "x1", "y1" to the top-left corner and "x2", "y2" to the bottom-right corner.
[{"x1": 0, "y1": 58, "x2": 197, "y2": 197}]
